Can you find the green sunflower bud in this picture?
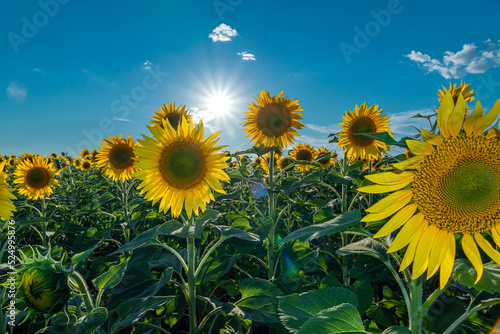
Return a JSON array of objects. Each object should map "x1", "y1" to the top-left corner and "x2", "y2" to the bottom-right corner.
[{"x1": 16, "y1": 249, "x2": 70, "y2": 316}]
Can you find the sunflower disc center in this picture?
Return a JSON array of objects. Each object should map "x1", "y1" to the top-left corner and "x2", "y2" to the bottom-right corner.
[
  {"x1": 165, "y1": 112, "x2": 182, "y2": 130},
  {"x1": 413, "y1": 135, "x2": 500, "y2": 233},
  {"x1": 160, "y1": 142, "x2": 207, "y2": 189},
  {"x1": 26, "y1": 167, "x2": 50, "y2": 189},
  {"x1": 296, "y1": 150, "x2": 313, "y2": 161},
  {"x1": 351, "y1": 117, "x2": 376, "y2": 146},
  {"x1": 110, "y1": 144, "x2": 135, "y2": 169},
  {"x1": 256, "y1": 103, "x2": 292, "y2": 138}
]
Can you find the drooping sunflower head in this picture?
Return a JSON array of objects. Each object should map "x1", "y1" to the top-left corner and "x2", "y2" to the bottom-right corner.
[
  {"x1": 315, "y1": 147, "x2": 335, "y2": 169},
  {"x1": 337, "y1": 103, "x2": 392, "y2": 160},
  {"x1": 14, "y1": 156, "x2": 59, "y2": 200},
  {"x1": 134, "y1": 116, "x2": 230, "y2": 218},
  {"x1": 96, "y1": 134, "x2": 140, "y2": 182},
  {"x1": 289, "y1": 143, "x2": 315, "y2": 172},
  {"x1": 437, "y1": 81, "x2": 475, "y2": 109},
  {"x1": 17, "y1": 249, "x2": 70, "y2": 316},
  {"x1": 0, "y1": 162, "x2": 16, "y2": 219},
  {"x1": 151, "y1": 101, "x2": 192, "y2": 131},
  {"x1": 242, "y1": 90, "x2": 304, "y2": 148},
  {"x1": 358, "y1": 92, "x2": 500, "y2": 289},
  {"x1": 80, "y1": 148, "x2": 90, "y2": 159}
]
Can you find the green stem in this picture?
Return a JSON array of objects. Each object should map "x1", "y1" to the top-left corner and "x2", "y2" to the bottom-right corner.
[
  {"x1": 442, "y1": 299, "x2": 500, "y2": 334},
  {"x1": 198, "y1": 307, "x2": 222, "y2": 333},
  {"x1": 409, "y1": 276, "x2": 423, "y2": 333},
  {"x1": 267, "y1": 151, "x2": 277, "y2": 279},
  {"x1": 70, "y1": 271, "x2": 94, "y2": 312},
  {"x1": 136, "y1": 322, "x2": 171, "y2": 334},
  {"x1": 195, "y1": 237, "x2": 231, "y2": 280},
  {"x1": 187, "y1": 215, "x2": 197, "y2": 334},
  {"x1": 41, "y1": 197, "x2": 47, "y2": 248}
]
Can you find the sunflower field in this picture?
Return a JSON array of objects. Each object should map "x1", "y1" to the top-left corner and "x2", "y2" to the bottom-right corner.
[{"x1": 1, "y1": 83, "x2": 500, "y2": 334}]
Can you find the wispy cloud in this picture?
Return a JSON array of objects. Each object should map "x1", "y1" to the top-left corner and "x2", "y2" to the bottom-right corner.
[
  {"x1": 406, "y1": 40, "x2": 500, "y2": 79},
  {"x1": 142, "y1": 60, "x2": 152, "y2": 70},
  {"x1": 209, "y1": 24, "x2": 238, "y2": 42},
  {"x1": 305, "y1": 123, "x2": 341, "y2": 135},
  {"x1": 238, "y1": 52, "x2": 256, "y2": 61},
  {"x1": 82, "y1": 69, "x2": 116, "y2": 85},
  {"x1": 295, "y1": 135, "x2": 340, "y2": 151},
  {"x1": 113, "y1": 117, "x2": 132, "y2": 122},
  {"x1": 189, "y1": 107, "x2": 221, "y2": 133},
  {"x1": 7, "y1": 81, "x2": 27, "y2": 101},
  {"x1": 34, "y1": 68, "x2": 46, "y2": 74},
  {"x1": 388, "y1": 108, "x2": 434, "y2": 136}
]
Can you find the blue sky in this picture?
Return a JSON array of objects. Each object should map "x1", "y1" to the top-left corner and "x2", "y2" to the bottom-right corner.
[{"x1": 1, "y1": 0, "x2": 500, "y2": 157}]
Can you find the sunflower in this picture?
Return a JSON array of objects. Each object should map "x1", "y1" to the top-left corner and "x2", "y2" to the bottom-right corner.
[
  {"x1": 96, "y1": 134, "x2": 140, "y2": 182},
  {"x1": 437, "y1": 81, "x2": 475, "y2": 106},
  {"x1": 80, "y1": 148, "x2": 90, "y2": 159},
  {"x1": 242, "y1": 90, "x2": 304, "y2": 148},
  {"x1": 337, "y1": 103, "x2": 392, "y2": 160},
  {"x1": 134, "y1": 116, "x2": 230, "y2": 218},
  {"x1": 18, "y1": 152, "x2": 38, "y2": 165},
  {"x1": 277, "y1": 156, "x2": 293, "y2": 170},
  {"x1": 81, "y1": 159, "x2": 93, "y2": 171},
  {"x1": 7, "y1": 156, "x2": 17, "y2": 167},
  {"x1": 50, "y1": 152, "x2": 58, "y2": 159},
  {"x1": 253, "y1": 157, "x2": 268, "y2": 172},
  {"x1": 90, "y1": 149, "x2": 98, "y2": 162},
  {"x1": 151, "y1": 101, "x2": 192, "y2": 131},
  {"x1": 0, "y1": 162, "x2": 16, "y2": 219},
  {"x1": 358, "y1": 92, "x2": 500, "y2": 288},
  {"x1": 315, "y1": 147, "x2": 335, "y2": 169},
  {"x1": 14, "y1": 156, "x2": 59, "y2": 200},
  {"x1": 289, "y1": 143, "x2": 315, "y2": 172}
]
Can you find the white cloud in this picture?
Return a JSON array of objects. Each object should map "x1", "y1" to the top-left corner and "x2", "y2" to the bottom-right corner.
[
  {"x1": 305, "y1": 123, "x2": 341, "y2": 135},
  {"x1": 238, "y1": 52, "x2": 256, "y2": 61},
  {"x1": 406, "y1": 41, "x2": 500, "y2": 79},
  {"x1": 209, "y1": 24, "x2": 238, "y2": 42},
  {"x1": 189, "y1": 107, "x2": 221, "y2": 133},
  {"x1": 142, "y1": 60, "x2": 152, "y2": 70},
  {"x1": 34, "y1": 68, "x2": 46, "y2": 74},
  {"x1": 388, "y1": 108, "x2": 433, "y2": 136},
  {"x1": 113, "y1": 117, "x2": 131, "y2": 122},
  {"x1": 6, "y1": 81, "x2": 27, "y2": 101}
]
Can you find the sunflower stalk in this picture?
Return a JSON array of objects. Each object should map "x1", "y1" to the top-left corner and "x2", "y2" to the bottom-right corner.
[
  {"x1": 408, "y1": 276, "x2": 423, "y2": 334},
  {"x1": 187, "y1": 214, "x2": 198, "y2": 334},
  {"x1": 266, "y1": 150, "x2": 277, "y2": 280},
  {"x1": 69, "y1": 271, "x2": 94, "y2": 312}
]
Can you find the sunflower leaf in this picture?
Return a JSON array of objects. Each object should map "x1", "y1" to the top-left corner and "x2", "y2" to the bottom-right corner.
[
  {"x1": 451, "y1": 259, "x2": 500, "y2": 293},
  {"x1": 296, "y1": 304, "x2": 368, "y2": 334},
  {"x1": 353, "y1": 132, "x2": 408, "y2": 148}
]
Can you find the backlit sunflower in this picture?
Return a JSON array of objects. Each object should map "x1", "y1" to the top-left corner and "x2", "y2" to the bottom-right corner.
[
  {"x1": 315, "y1": 147, "x2": 335, "y2": 169},
  {"x1": 337, "y1": 103, "x2": 392, "y2": 160},
  {"x1": 151, "y1": 101, "x2": 192, "y2": 131},
  {"x1": 14, "y1": 156, "x2": 59, "y2": 200},
  {"x1": 289, "y1": 143, "x2": 315, "y2": 172},
  {"x1": 358, "y1": 92, "x2": 500, "y2": 288},
  {"x1": 242, "y1": 90, "x2": 304, "y2": 148},
  {"x1": 96, "y1": 134, "x2": 140, "y2": 182},
  {"x1": 0, "y1": 162, "x2": 16, "y2": 219},
  {"x1": 437, "y1": 81, "x2": 475, "y2": 107},
  {"x1": 134, "y1": 116, "x2": 230, "y2": 218}
]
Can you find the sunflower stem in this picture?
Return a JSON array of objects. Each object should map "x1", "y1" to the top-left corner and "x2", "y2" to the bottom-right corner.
[
  {"x1": 409, "y1": 276, "x2": 423, "y2": 334},
  {"x1": 69, "y1": 271, "x2": 94, "y2": 312},
  {"x1": 41, "y1": 197, "x2": 48, "y2": 248},
  {"x1": 267, "y1": 150, "x2": 277, "y2": 280},
  {"x1": 187, "y1": 215, "x2": 197, "y2": 334}
]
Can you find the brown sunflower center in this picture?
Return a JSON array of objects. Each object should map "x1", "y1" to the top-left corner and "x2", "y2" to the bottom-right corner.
[
  {"x1": 82, "y1": 161, "x2": 91, "y2": 169},
  {"x1": 295, "y1": 149, "x2": 313, "y2": 161},
  {"x1": 165, "y1": 112, "x2": 182, "y2": 130},
  {"x1": 160, "y1": 142, "x2": 207, "y2": 189},
  {"x1": 412, "y1": 135, "x2": 500, "y2": 233},
  {"x1": 350, "y1": 117, "x2": 376, "y2": 147},
  {"x1": 256, "y1": 103, "x2": 292, "y2": 138},
  {"x1": 26, "y1": 167, "x2": 50, "y2": 189},
  {"x1": 109, "y1": 144, "x2": 135, "y2": 169}
]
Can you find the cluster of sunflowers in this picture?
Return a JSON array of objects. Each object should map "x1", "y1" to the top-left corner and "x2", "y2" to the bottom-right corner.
[{"x1": 1, "y1": 80, "x2": 500, "y2": 326}]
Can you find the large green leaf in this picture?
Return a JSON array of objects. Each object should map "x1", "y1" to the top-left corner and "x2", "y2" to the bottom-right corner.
[
  {"x1": 297, "y1": 303, "x2": 368, "y2": 334},
  {"x1": 114, "y1": 296, "x2": 173, "y2": 327},
  {"x1": 197, "y1": 255, "x2": 237, "y2": 284},
  {"x1": 281, "y1": 210, "x2": 361, "y2": 244},
  {"x1": 71, "y1": 307, "x2": 108, "y2": 334},
  {"x1": 210, "y1": 225, "x2": 260, "y2": 242},
  {"x1": 170, "y1": 210, "x2": 220, "y2": 239},
  {"x1": 93, "y1": 260, "x2": 128, "y2": 291},
  {"x1": 381, "y1": 326, "x2": 412, "y2": 334},
  {"x1": 336, "y1": 237, "x2": 389, "y2": 262},
  {"x1": 278, "y1": 287, "x2": 359, "y2": 333},
  {"x1": 451, "y1": 259, "x2": 500, "y2": 293},
  {"x1": 353, "y1": 132, "x2": 408, "y2": 148}
]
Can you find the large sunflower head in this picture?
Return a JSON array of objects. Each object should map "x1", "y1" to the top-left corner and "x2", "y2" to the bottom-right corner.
[
  {"x1": 289, "y1": 143, "x2": 315, "y2": 172},
  {"x1": 0, "y1": 162, "x2": 16, "y2": 219},
  {"x1": 437, "y1": 81, "x2": 475, "y2": 108},
  {"x1": 151, "y1": 101, "x2": 192, "y2": 131},
  {"x1": 17, "y1": 249, "x2": 70, "y2": 316},
  {"x1": 358, "y1": 92, "x2": 500, "y2": 288},
  {"x1": 14, "y1": 156, "x2": 59, "y2": 200},
  {"x1": 242, "y1": 90, "x2": 304, "y2": 148},
  {"x1": 337, "y1": 103, "x2": 392, "y2": 160},
  {"x1": 96, "y1": 134, "x2": 140, "y2": 182},
  {"x1": 134, "y1": 116, "x2": 230, "y2": 218}
]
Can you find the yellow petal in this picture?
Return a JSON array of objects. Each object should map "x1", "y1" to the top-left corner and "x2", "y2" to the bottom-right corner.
[
  {"x1": 462, "y1": 234, "x2": 483, "y2": 283},
  {"x1": 357, "y1": 182, "x2": 410, "y2": 194},
  {"x1": 393, "y1": 156, "x2": 425, "y2": 170},
  {"x1": 486, "y1": 128, "x2": 500, "y2": 140},
  {"x1": 475, "y1": 233, "x2": 500, "y2": 265},
  {"x1": 399, "y1": 224, "x2": 425, "y2": 272},
  {"x1": 388, "y1": 213, "x2": 425, "y2": 253},
  {"x1": 448, "y1": 94, "x2": 466, "y2": 137},
  {"x1": 406, "y1": 140, "x2": 434, "y2": 156},
  {"x1": 473, "y1": 99, "x2": 500, "y2": 135},
  {"x1": 439, "y1": 232, "x2": 456, "y2": 289},
  {"x1": 427, "y1": 228, "x2": 448, "y2": 278},
  {"x1": 364, "y1": 171, "x2": 414, "y2": 185},
  {"x1": 491, "y1": 225, "x2": 500, "y2": 247},
  {"x1": 412, "y1": 224, "x2": 439, "y2": 279},
  {"x1": 437, "y1": 91, "x2": 455, "y2": 138},
  {"x1": 374, "y1": 204, "x2": 417, "y2": 238},
  {"x1": 421, "y1": 128, "x2": 444, "y2": 146},
  {"x1": 463, "y1": 100, "x2": 483, "y2": 136},
  {"x1": 366, "y1": 189, "x2": 413, "y2": 213}
]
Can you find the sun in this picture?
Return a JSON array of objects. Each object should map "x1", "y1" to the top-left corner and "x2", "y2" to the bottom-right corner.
[{"x1": 207, "y1": 92, "x2": 233, "y2": 118}]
